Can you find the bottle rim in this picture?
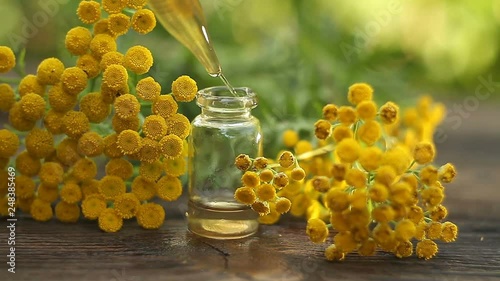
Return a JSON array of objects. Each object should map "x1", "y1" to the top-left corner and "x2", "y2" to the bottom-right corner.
[{"x1": 196, "y1": 86, "x2": 258, "y2": 111}]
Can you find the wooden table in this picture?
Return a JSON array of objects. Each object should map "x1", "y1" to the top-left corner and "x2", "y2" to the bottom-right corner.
[{"x1": 2, "y1": 104, "x2": 500, "y2": 281}]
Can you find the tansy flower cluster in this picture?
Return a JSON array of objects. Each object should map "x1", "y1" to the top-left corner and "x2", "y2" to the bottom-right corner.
[
  {"x1": 0, "y1": 1, "x2": 198, "y2": 233},
  {"x1": 236, "y1": 83, "x2": 458, "y2": 261}
]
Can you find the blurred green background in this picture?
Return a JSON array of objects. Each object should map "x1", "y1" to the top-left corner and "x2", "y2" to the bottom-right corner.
[{"x1": 1, "y1": 0, "x2": 499, "y2": 154}]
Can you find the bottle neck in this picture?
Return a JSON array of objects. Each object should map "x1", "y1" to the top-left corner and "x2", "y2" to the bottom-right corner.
[{"x1": 200, "y1": 108, "x2": 252, "y2": 119}]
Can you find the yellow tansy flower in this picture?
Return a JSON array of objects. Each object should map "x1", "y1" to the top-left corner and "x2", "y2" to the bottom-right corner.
[
  {"x1": 37, "y1": 57, "x2": 65, "y2": 85},
  {"x1": 131, "y1": 176, "x2": 156, "y2": 201},
  {"x1": 108, "y1": 13, "x2": 130, "y2": 36},
  {"x1": 275, "y1": 197, "x2": 292, "y2": 214},
  {"x1": 438, "y1": 163, "x2": 457, "y2": 183},
  {"x1": 251, "y1": 201, "x2": 270, "y2": 216},
  {"x1": 166, "y1": 113, "x2": 190, "y2": 140},
  {"x1": 98, "y1": 175, "x2": 126, "y2": 200},
  {"x1": 25, "y1": 128, "x2": 54, "y2": 159},
  {"x1": 136, "y1": 77, "x2": 161, "y2": 101},
  {"x1": 0, "y1": 129, "x2": 20, "y2": 158},
  {"x1": 171, "y1": 75, "x2": 197, "y2": 102},
  {"x1": 139, "y1": 138, "x2": 161, "y2": 164},
  {"x1": 62, "y1": 111, "x2": 90, "y2": 139},
  {"x1": 128, "y1": 0, "x2": 147, "y2": 9},
  {"x1": 357, "y1": 120, "x2": 381, "y2": 146},
  {"x1": 48, "y1": 84, "x2": 77, "y2": 113},
  {"x1": 0, "y1": 84, "x2": 15, "y2": 112},
  {"x1": 60, "y1": 182, "x2": 83, "y2": 204},
  {"x1": 336, "y1": 138, "x2": 360, "y2": 163},
  {"x1": 131, "y1": 8, "x2": 157, "y2": 34},
  {"x1": 30, "y1": 198, "x2": 53, "y2": 222},
  {"x1": 159, "y1": 134, "x2": 183, "y2": 159},
  {"x1": 143, "y1": 115, "x2": 167, "y2": 141},
  {"x1": 44, "y1": 109, "x2": 65, "y2": 135},
  {"x1": 90, "y1": 34, "x2": 117, "y2": 59},
  {"x1": 114, "y1": 193, "x2": 140, "y2": 219},
  {"x1": 333, "y1": 231, "x2": 357, "y2": 253},
  {"x1": 163, "y1": 156, "x2": 186, "y2": 177},
  {"x1": 112, "y1": 115, "x2": 140, "y2": 133},
  {"x1": 72, "y1": 158, "x2": 97, "y2": 181},
  {"x1": 332, "y1": 125, "x2": 353, "y2": 143},
  {"x1": 259, "y1": 169, "x2": 274, "y2": 182},
  {"x1": 98, "y1": 208, "x2": 123, "y2": 233},
  {"x1": 379, "y1": 101, "x2": 399, "y2": 124},
  {"x1": 102, "y1": 0, "x2": 128, "y2": 14},
  {"x1": 416, "y1": 239, "x2": 438, "y2": 260},
  {"x1": 103, "y1": 133, "x2": 124, "y2": 158},
  {"x1": 80, "y1": 92, "x2": 111, "y2": 123},
  {"x1": 139, "y1": 160, "x2": 163, "y2": 182},
  {"x1": 314, "y1": 119, "x2": 331, "y2": 140},
  {"x1": 156, "y1": 176, "x2": 183, "y2": 201},
  {"x1": 81, "y1": 194, "x2": 107, "y2": 220},
  {"x1": 78, "y1": 131, "x2": 104, "y2": 157},
  {"x1": 61, "y1": 67, "x2": 88, "y2": 96},
  {"x1": 413, "y1": 142, "x2": 435, "y2": 165},
  {"x1": 440, "y1": 221, "x2": 458, "y2": 242},
  {"x1": 105, "y1": 158, "x2": 134, "y2": 180},
  {"x1": 136, "y1": 203, "x2": 165, "y2": 229},
  {"x1": 56, "y1": 138, "x2": 82, "y2": 166},
  {"x1": 356, "y1": 100, "x2": 377, "y2": 120},
  {"x1": 55, "y1": 201, "x2": 81, "y2": 223},
  {"x1": 77, "y1": 0, "x2": 101, "y2": 24},
  {"x1": 0, "y1": 46, "x2": 15, "y2": 73},
  {"x1": 325, "y1": 244, "x2": 345, "y2": 261},
  {"x1": 306, "y1": 218, "x2": 329, "y2": 243},
  {"x1": 117, "y1": 129, "x2": 142, "y2": 155},
  {"x1": 152, "y1": 94, "x2": 178, "y2": 119},
  {"x1": 37, "y1": 183, "x2": 59, "y2": 203},
  {"x1": 76, "y1": 54, "x2": 100, "y2": 78},
  {"x1": 39, "y1": 162, "x2": 64, "y2": 187},
  {"x1": 65, "y1": 27, "x2": 92, "y2": 56},
  {"x1": 8, "y1": 102, "x2": 36, "y2": 131},
  {"x1": 18, "y1": 74, "x2": 45, "y2": 97},
  {"x1": 123, "y1": 45, "x2": 153, "y2": 74},
  {"x1": 347, "y1": 83, "x2": 373, "y2": 105},
  {"x1": 322, "y1": 104, "x2": 338, "y2": 121}
]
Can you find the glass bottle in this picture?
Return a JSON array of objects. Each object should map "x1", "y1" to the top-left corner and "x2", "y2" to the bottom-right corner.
[{"x1": 187, "y1": 86, "x2": 262, "y2": 239}]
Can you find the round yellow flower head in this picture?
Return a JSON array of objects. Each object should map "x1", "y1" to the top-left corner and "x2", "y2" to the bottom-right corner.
[
  {"x1": 163, "y1": 156, "x2": 186, "y2": 177},
  {"x1": 39, "y1": 162, "x2": 64, "y2": 187},
  {"x1": 30, "y1": 198, "x2": 53, "y2": 222},
  {"x1": 62, "y1": 111, "x2": 90, "y2": 139},
  {"x1": 105, "y1": 158, "x2": 134, "y2": 180},
  {"x1": 282, "y1": 129, "x2": 299, "y2": 148},
  {"x1": 290, "y1": 167, "x2": 306, "y2": 181},
  {"x1": 306, "y1": 218, "x2": 329, "y2": 243},
  {"x1": 421, "y1": 186, "x2": 444, "y2": 207},
  {"x1": 358, "y1": 238, "x2": 376, "y2": 256},
  {"x1": 430, "y1": 205, "x2": 448, "y2": 222},
  {"x1": 0, "y1": 129, "x2": 19, "y2": 158},
  {"x1": 275, "y1": 197, "x2": 292, "y2": 214},
  {"x1": 0, "y1": 83, "x2": 16, "y2": 112},
  {"x1": 103, "y1": 64, "x2": 128, "y2": 91},
  {"x1": 407, "y1": 205, "x2": 424, "y2": 224},
  {"x1": 438, "y1": 163, "x2": 457, "y2": 183},
  {"x1": 258, "y1": 203, "x2": 280, "y2": 225},
  {"x1": 78, "y1": 131, "x2": 104, "y2": 157},
  {"x1": 159, "y1": 134, "x2": 183, "y2": 158},
  {"x1": 273, "y1": 172, "x2": 289, "y2": 189},
  {"x1": 18, "y1": 75, "x2": 45, "y2": 97},
  {"x1": 416, "y1": 239, "x2": 438, "y2": 260},
  {"x1": 156, "y1": 176, "x2": 183, "y2": 201},
  {"x1": 44, "y1": 109, "x2": 65, "y2": 135},
  {"x1": 55, "y1": 201, "x2": 81, "y2": 223},
  {"x1": 390, "y1": 181, "x2": 414, "y2": 206},
  {"x1": 356, "y1": 100, "x2": 377, "y2": 120},
  {"x1": 333, "y1": 231, "x2": 357, "y2": 253},
  {"x1": 108, "y1": 13, "x2": 130, "y2": 37},
  {"x1": 114, "y1": 94, "x2": 140, "y2": 120},
  {"x1": 14, "y1": 175, "x2": 35, "y2": 199},
  {"x1": 152, "y1": 94, "x2": 178, "y2": 119},
  {"x1": 102, "y1": 0, "x2": 128, "y2": 14},
  {"x1": 131, "y1": 8, "x2": 157, "y2": 34},
  {"x1": 426, "y1": 221, "x2": 442, "y2": 240},
  {"x1": 139, "y1": 138, "x2": 161, "y2": 164},
  {"x1": 103, "y1": 133, "x2": 124, "y2": 158},
  {"x1": 98, "y1": 175, "x2": 126, "y2": 200},
  {"x1": 90, "y1": 34, "x2": 117, "y2": 59},
  {"x1": 136, "y1": 77, "x2": 161, "y2": 101},
  {"x1": 56, "y1": 138, "x2": 81, "y2": 166},
  {"x1": 255, "y1": 184, "x2": 276, "y2": 201},
  {"x1": 72, "y1": 158, "x2": 97, "y2": 182},
  {"x1": 395, "y1": 240, "x2": 413, "y2": 258},
  {"x1": 369, "y1": 182, "x2": 389, "y2": 203},
  {"x1": 440, "y1": 221, "x2": 458, "y2": 242},
  {"x1": 60, "y1": 182, "x2": 83, "y2": 204},
  {"x1": 139, "y1": 160, "x2": 163, "y2": 182},
  {"x1": 98, "y1": 208, "x2": 124, "y2": 233},
  {"x1": 337, "y1": 106, "x2": 357, "y2": 125},
  {"x1": 345, "y1": 169, "x2": 366, "y2": 189},
  {"x1": 379, "y1": 101, "x2": 399, "y2": 124},
  {"x1": 166, "y1": 113, "x2": 191, "y2": 139},
  {"x1": 336, "y1": 138, "x2": 360, "y2": 163},
  {"x1": 123, "y1": 45, "x2": 153, "y2": 74},
  {"x1": 314, "y1": 119, "x2": 331, "y2": 140},
  {"x1": 259, "y1": 169, "x2": 274, "y2": 182},
  {"x1": 359, "y1": 146, "x2": 382, "y2": 171},
  {"x1": 234, "y1": 154, "x2": 252, "y2": 171},
  {"x1": 15, "y1": 151, "x2": 41, "y2": 177},
  {"x1": 253, "y1": 157, "x2": 268, "y2": 170},
  {"x1": 131, "y1": 176, "x2": 156, "y2": 201},
  {"x1": 413, "y1": 142, "x2": 435, "y2": 165},
  {"x1": 114, "y1": 193, "x2": 140, "y2": 219},
  {"x1": 37, "y1": 183, "x2": 59, "y2": 203},
  {"x1": 324, "y1": 188, "x2": 349, "y2": 212},
  {"x1": 77, "y1": 54, "x2": 100, "y2": 79},
  {"x1": 324, "y1": 244, "x2": 345, "y2": 261},
  {"x1": 48, "y1": 84, "x2": 77, "y2": 113},
  {"x1": 251, "y1": 201, "x2": 270, "y2": 216},
  {"x1": 65, "y1": 27, "x2": 92, "y2": 56},
  {"x1": 80, "y1": 92, "x2": 111, "y2": 123},
  {"x1": 61, "y1": 67, "x2": 88, "y2": 96},
  {"x1": 357, "y1": 120, "x2": 381, "y2": 146},
  {"x1": 8, "y1": 103, "x2": 35, "y2": 131},
  {"x1": 294, "y1": 140, "x2": 313, "y2": 155},
  {"x1": 100, "y1": 51, "x2": 124, "y2": 71},
  {"x1": 25, "y1": 128, "x2": 54, "y2": 159},
  {"x1": 395, "y1": 219, "x2": 416, "y2": 241},
  {"x1": 419, "y1": 165, "x2": 438, "y2": 185},
  {"x1": 136, "y1": 202, "x2": 165, "y2": 229},
  {"x1": 81, "y1": 194, "x2": 107, "y2": 220},
  {"x1": 322, "y1": 104, "x2": 338, "y2": 121},
  {"x1": 278, "y1": 151, "x2": 295, "y2": 169},
  {"x1": 77, "y1": 0, "x2": 101, "y2": 24},
  {"x1": 241, "y1": 171, "x2": 260, "y2": 188},
  {"x1": 37, "y1": 58, "x2": 65, "y2": 85},
  {"x1": 117, "y1": 130, "x2": 142, "y2": 155},
  {"x1": 142, "y1": 115, "x2": 167, "y2": 140},
  {"x1": 348, "y1": 83, "x2": 373, "y2": 105},
  {"x1": 0, "y1": 46, "x2": 15, "y2": 73},
  {"x1": 372, "y1": 204, "x2": 395, "y2": 223},
  {"x1": 171, "y1": 75, "x2": 197, "y2": 102},
  {"x1": 332, "y1": 125, "x2": 352, "y2": 143},
  {"x1": 311, "y1": 176, "x2": 330, "y2": 193},
  {"x1": 101, "y1": 82, "x2": 130, "y2": 104},
  {"x1": 234, "y1": 186, "x2": 257, "y2": 205},
  {"x1": 381, "y1": 147, "x2": 412, "y2": 175}
]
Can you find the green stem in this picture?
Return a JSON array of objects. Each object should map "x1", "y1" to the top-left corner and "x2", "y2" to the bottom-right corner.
[{"x1": 0, "y1": 77, "x2": 21, "y2": 84}]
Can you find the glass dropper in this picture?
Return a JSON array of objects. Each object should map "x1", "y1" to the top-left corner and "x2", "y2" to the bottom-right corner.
[{"x1": 148, "y1": 0, "x2": 237, "y2": 94}]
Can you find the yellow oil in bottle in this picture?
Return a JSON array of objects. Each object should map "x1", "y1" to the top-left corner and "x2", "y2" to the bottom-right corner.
[{"x1": 148, "y1": 0, "x2": 237, "y2": 95}]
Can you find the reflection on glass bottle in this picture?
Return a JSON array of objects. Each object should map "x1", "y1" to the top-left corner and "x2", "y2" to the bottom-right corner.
[{"x1": 187, "y1": 86, "x2": 261, "y2": 239}]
